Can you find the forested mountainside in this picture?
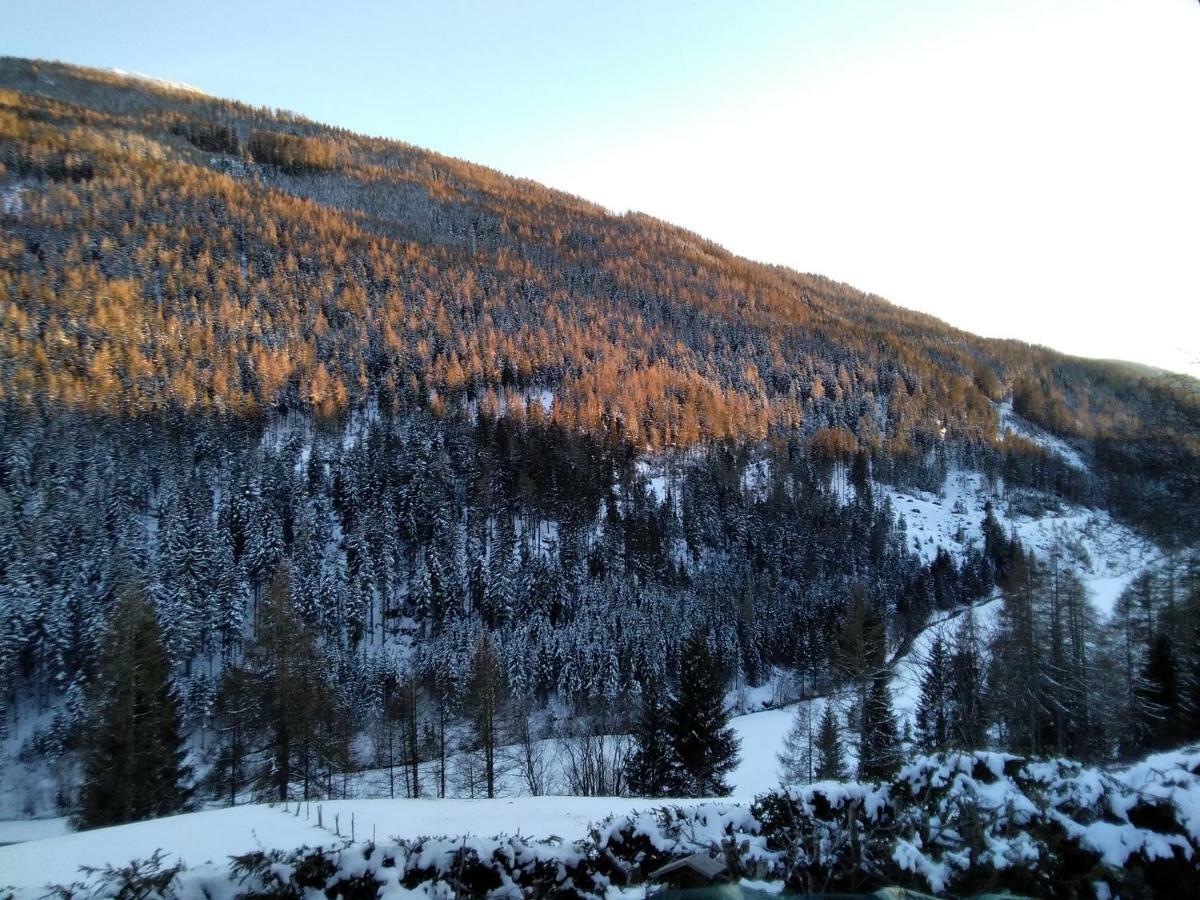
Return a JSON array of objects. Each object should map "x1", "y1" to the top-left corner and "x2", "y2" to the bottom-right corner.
[
  {"x1": 0, "y1": 58, "x2": 1198, "y2": 825},
  {"x1": 0, "y1": 58, "x2": 1196, "y2": 534}
]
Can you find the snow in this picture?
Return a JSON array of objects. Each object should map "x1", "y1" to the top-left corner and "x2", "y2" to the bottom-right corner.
[
  {"x1": 107, "y1": 69, "x2": 208, "y2": 95},
  {"x1": 634, "y1": 459, "x2": 670, "y2": 504},
  {"x1": 1, "y1": 181, "x2": 27, "y2": 215},
  {"x1": 997, "y1": 399, "x2": 1087, "y2": 470},
  {"x1": 0, "y1": 804, "x2": 334, "y2": 894},
  {"x1": 881, "y1": 468, "x2": 1160, "y2": 619},
  {"x1": 725, "y1": 706, "x2": 798, "y2": 797},
  {"x1": 3, "y1": 747, "x2": 1197, "y2": 897},
  {"x1": 889, "y1": 598, "x2": 1001, "y2": 727},
  {"x1": 294, "y1": 795, "x2": 661, "y2": 845},
  {"x1": 0, "y1": 817, "x2": 69, "y2": 845},
  {"x1": 0, "y1": 700, "x2": 795, "y2": 893},
  {"x1": 0, "y1": 797, "x2": 689, "y2": 895}
]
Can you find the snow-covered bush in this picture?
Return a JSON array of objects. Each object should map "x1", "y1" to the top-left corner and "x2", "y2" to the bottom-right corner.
[
  {"x1": 33, "y1": 748, "x2": 1199, "y2": 899},
  {"x1": 754, "y1": 748, "x2": 1200, "y2": 898}
]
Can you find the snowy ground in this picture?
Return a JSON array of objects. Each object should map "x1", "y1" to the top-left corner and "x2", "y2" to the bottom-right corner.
[
  {"x1": 997, "y1": 398, "x2": 1087, "y2": 470},
  {"x1": 889, "y1": 597, "x2": 1001, "y2": 728},
  {"x1": 0, "y1": 816, "x2": 69, "y2": 845},
  {"x1": 0, "y1": 797, "x2": 680, "y2": 894},
  {"x1": 0, "y1": 703, "x2": 803, "y2": 893},
  {"x1": 2, "y1": 795, "x2": 763, "y2": 894}
]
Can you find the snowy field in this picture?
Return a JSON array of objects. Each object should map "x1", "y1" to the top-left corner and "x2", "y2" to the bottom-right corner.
[
  {"x1": 0, "y1": 816, "x2": 69, "y2": 845},
  {"x1": 0, "y1": 797, "x2": 680, "y2": 894},
  {"x1": 4, "y1": 744, "x2": 1197, "y2": 898},
  {"x1": 0, "y1": 711, "x2": 796, "y2": 893}
]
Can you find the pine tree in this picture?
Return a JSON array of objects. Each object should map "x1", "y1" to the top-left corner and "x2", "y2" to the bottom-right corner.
[
  {"x1": 79, "y1": 583, "x2": 192, "y2": 828},
  {"x1": 858, "y1": 670, "x2": 900, "y2": 781},
  {"x1": 668, "y1": 632, "x2": 741, "y2": 796},
  {"x1": 628, "y1": 680, "x2": 677, "y2": 796},
  {"x1": 814, "y1": 705, "x2": 845, "y2": 781}
]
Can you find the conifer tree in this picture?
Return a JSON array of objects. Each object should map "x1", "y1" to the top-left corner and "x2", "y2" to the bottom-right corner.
[
  {"x1": 1136, "y1": 634, "x2": 1180, "y2": 752},
  {"x1": 628, "y1": 680, "x2": 677, "y2": 796},
  {"x1": 79, "y1": 583, "x2": 192, "y2": 828},
  {"x1": 834, "y1": 586, "x2": 887, "y2": 729},
  {"x1": 949, "y1": 610, "x2": 988, "y2": 749},
  {"x1": 915, "y1": 634, "x2": 951, "y2": 751},
  {"x1": 209, "y1": 662, "x2": 254, "y2": 807},
  {"x1": 470, "y1": 634, "x2": 506, "y2": 799},
  {"x1": 244, "y1": 564, "x2": 329, "y2": 801},
  {"x1": 814, "y1": 705, "x2": 845, "y2": 781},
  {"x1": 668, "y1": 632, "x2": 740, "y2": 796},
  {"x1": 858, "y1": 670, "x2": 900, "y2": 781},
  {"x1": 777, "y1": 701, "x2": 815, "y2": 785},
  {"x1": 1184, "y1": 581, "x2": 1200, "y2": 742}
]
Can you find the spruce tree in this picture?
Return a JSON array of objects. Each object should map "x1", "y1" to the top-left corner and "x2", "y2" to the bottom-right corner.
[
  {"x1": 79, "y1": 583, "x2": 191, "y2": 828},
  {"x1": 949, "y1": 610, "x2": 987, "y2": 749},
  {"x1": 628, "y1": 680, "x2": 677, "y2": 796},
  {"x1": 814, "y1": 705, "x2": 845, "y2": 781},
  {"x1": 668, "y1": 632, "x2": 741, "y2": 796},
  {"x1": 915, "y1": 634, "x2": 951, "y2": 751},
  {"x1": 858, "y1": 670, "x2": 901, "y2": 781}
]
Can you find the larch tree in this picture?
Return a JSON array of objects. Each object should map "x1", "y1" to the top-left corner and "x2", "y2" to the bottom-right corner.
[
  {"x1": 243, "y1": 564, "x2": 329, "y2": 802},
  {"x1": 470, "y1": 634, "x2": 507, "y2": 799}
]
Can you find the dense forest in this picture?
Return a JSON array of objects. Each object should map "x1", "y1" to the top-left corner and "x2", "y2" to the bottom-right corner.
[{"x1": 0, "y1": 59, "x2": 1198, "y2": 825}]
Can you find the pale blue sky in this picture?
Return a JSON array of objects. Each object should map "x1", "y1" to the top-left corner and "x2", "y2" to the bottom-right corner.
[
  {"x1": 5, "y1": 1, "x2": 987, "y2": 170},
  {"x1": 4, "y1": 1, "x2": 1199, "y2": 374}
]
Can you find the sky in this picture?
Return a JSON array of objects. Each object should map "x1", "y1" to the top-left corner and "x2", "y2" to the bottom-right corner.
[{"x1": 5, "y1": 0, "x2": 1199, "y2": 375}]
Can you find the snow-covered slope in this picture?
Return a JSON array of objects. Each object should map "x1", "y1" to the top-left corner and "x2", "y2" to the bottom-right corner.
[
  {"x1": 997, "y1": 398, "x2": 1087, "y2": 470},
  {"x1": 883, "y1": 468, "x2": 1159, "y2": 618}
]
